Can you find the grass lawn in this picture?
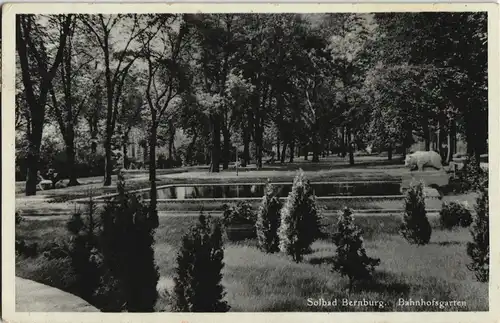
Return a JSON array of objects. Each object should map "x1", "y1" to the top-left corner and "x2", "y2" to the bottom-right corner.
[{"x1": 16, "y1": 213, "x2": 487, "y2": 312}]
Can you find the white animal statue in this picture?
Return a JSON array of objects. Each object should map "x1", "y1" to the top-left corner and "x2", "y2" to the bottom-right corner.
[{"x1": 404, "y1": 150, "x2": 443, "y2": 171}]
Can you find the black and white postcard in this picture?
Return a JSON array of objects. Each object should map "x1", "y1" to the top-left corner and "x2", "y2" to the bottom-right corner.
[{"x1": 2, "y1": 3, "x2": 499, "y2": 323}]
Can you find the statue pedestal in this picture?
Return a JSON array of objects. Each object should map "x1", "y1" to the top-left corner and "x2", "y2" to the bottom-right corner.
[{"x1": 401, "y1": 169, "x2": 450, "y2": 191}]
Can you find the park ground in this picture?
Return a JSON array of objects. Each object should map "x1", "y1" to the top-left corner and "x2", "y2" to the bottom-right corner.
[{"x1": 15, "y1": 154, "x2": 488, "y2": 312}]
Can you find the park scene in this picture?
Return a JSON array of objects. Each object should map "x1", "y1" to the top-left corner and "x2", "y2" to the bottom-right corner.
[{"x1": 13, "y1": 12, "x2": 489, "y2": 312}]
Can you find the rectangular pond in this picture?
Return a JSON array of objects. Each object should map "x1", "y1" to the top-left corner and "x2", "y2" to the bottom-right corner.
[{"x1": 138, "y1": 181, "x2": 402, "y2": 200}]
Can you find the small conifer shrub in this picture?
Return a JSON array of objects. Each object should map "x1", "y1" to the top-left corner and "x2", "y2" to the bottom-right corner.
[
  {"x1": 400, "y1": 182, "x2": 432, "y2": 245},
  {"x1": 467, "y1": 189, "x2": 489, "y2": 282},
  {"x1": 172, "y1": 212, "x2": 230, "y2": 312},
  {"x1": 278, "y1": 169, "x2": 323, "y2": 262},
  {"x1": 331, "y1": 207, "x2": 380, "y2": 290},
  {"x1": 99, "y1": 171, "x2": 159, "y2": 312},
  {"x1": 256, "y1": 181, "x2": 282, "y2": 253}
]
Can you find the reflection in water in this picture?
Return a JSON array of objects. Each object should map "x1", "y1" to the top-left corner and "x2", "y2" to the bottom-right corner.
[{"x1": 143, "y1": 182, "x2": 401, "y2": 200}]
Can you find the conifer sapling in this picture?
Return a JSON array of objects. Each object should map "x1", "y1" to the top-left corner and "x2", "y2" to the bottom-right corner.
[
  {"x1": 467, "y1": 189, "x2": 489, "y2": 282},
  {"x1": 400, "y1": 182, "x2": 432, "y2": 245},
  {"x1": 331, "y1": 207, "x2": 380, "y2": 291},
  {"x1": 278, "y1": 169, "x2": 323, "y2": 262},
  {"x1": 256, "y1": 181, "x2": 282, "y2": 253},
  {"x1": 172, "y1": 212, "x2": 230, "y2": 312}
]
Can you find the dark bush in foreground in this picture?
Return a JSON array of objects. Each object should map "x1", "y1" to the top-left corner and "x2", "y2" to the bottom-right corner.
[
  {"x1": 172, "y1": 213, "x2": 230, "y2": 312},
  {"x1": 439, "y1": 201, "x2": 473, "y2": 230},
  {"x1": 15, "y1": 211, "x2": 40, "y2": 258},
  {"x1": 400, "y1": 182, "x2": 432, "y2": 245},
  {"x1": 99, "y1": 172, "x2": 159, "y2": 312},
  {"x1": 331, "y1": 207, "x2": 380, "y2": 291},
  {"x1": 467, "y1": 189, "x2": 489, "y2": 282},
  {"x1": 256, "y1": 182, "x2": 282, "y2": 253},
  {"x1": 278, "y1": 169, "x2": 323, "y2": 262}
]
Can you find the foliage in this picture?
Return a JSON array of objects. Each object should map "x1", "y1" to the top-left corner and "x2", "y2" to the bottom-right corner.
[
  {"x1": 278, "y1": 169, "x2": 323, "y2": 262},
  {"x1": 400, "y1": 182, "x2": 432, "y2": 245},
  {"x1": 255, "y1": 182, "x2": 283, "y2": 253},
  {"x1": 456, "y1": 154, "x2": 488, "y2": 192},
  {"x1": 439, "y1": 201, "x2": 472, "y2": 230},
  {"x1": 99, "y1": 172, "x2": 159, "y2": 312},
  {"x1": 467, "y1": 190, "x2": 489, "y2": 282},
  {"x1": 331, "y1": 207, "x2": 380, "y2": 289},
  {"x1": 221, "y1": 201, "x2": 257, "y2": 227},
  {"x1": 172, "y1": 212, "x2": 230, "y2": 312}
]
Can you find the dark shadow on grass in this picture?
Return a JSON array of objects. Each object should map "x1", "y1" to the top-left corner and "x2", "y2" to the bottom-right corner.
[
  {"x1": 308, "y1": 256, "x2": 333, "y2": 266},
  {"x1": 354, "y1": 271, "x2": 411, "y2": 296},
  {"x1": 432, "y1": 241, "x2": 463, "y2": 246}
]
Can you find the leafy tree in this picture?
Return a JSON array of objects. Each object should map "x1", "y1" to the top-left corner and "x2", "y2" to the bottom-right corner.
[
  {"x1": 400, "y1": 182, "x2": 432, "y2": 245},
  {"x1": 375, "y1": 13, "x2": 487, "y2": 163},
  {"x1": 256, "y1": 181, "x2": 282, "y2": 253},
  {"x1": 136, "y1": 14, "x2": 192, "y2": 227},
  {"x1": 467, "y1": 189, "x2": 489, "y2": 282},
  {"x1": 322, "y1": 13, "x2": 377, "y2": 164},
  {"x1": 172, "y1": 213, "x2": 230, "y2": 312},
  {"x1": 278, "y1": 169, "x2": 323, "y2": 262},
  {"x1": 48, "y1": 17, "x2": 101, "y2": 185},
  {"x1": 331, "y1": 207, "x2": 380, "y2": 291},
  {"x1": 80, "y1": 14, "x2": 155, "y2": 186},
  {"x1": 16, "y1": 14, "x2": 73, "y2": 195}
]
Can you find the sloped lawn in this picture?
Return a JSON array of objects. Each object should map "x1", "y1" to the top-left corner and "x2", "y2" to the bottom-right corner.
[{"x1": 16, "y1": 214, "x2": 487, "y2": 312}]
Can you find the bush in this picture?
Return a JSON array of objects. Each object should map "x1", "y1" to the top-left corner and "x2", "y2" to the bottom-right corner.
[
  {"x1": 454, "y1": 154, "x2": 488, "y2": 193},
  {"x1": 65, "y1": 199, "x2": 103, "y2": 303},
  {"x1": 99, "y1": 172, "x2": 159, "y2": 312},
  {"x1": 278, "y1": 169, "x2": 323, "y2": 262},
  {"x1": 400, "y1": 182, "x2": 432, "y2": 245},
  {"x1": 15, "y1": 211, "x2": 23, "y2": 225},
  {"x1": 439, "y1": 201, "x2": 473, "y2": 230},
  {"x1": 467, "y1": 189, "x2": 489, "y2": 282},
  {"x1": 16, "y1": 239, "x2": 39, "y2": 258},
  {"x1": 331, "y1": 207, "x2": 380, "y2": 290},
  {"x1": 172, "y1": 213, "x2": 230, "y2": 312},
  {"x1": 256, "y1": 182, "x2": 282, "y2": 253},
  {"x1": 221, "y1": 201, "x2": 256, "y2": 226},
  {"x1": 15, "y1": 211, "x2": 39, "y2": 258}
]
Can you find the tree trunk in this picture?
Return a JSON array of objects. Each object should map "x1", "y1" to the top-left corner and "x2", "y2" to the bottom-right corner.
[
  {"x1": 312, "y1": 133, "x2": 320, "y2": 163},
  {"x1": 148, "y1": 122, "x2": 159, "y2": 229},
  {"x1": 23, "y1": 108, "x2": 43, "y2": 196},
  {"x1": 66, "y1": 130, "x2": 79, "y2": 186},
  {"x1": 280, "y1": 141, "x2": 288, "y2": 164},
  {"x1": 347, "y1": 127, "x2": 354, "y2": 165},
  {"x1": 104, "y1": 135, "x2": 113, "y2": 186},
  {"x1": 123, "y1": 137, "x2": 129, "y2": 170},
  {"x1": 25, "y1": 137, "x2": 41, "y2": 196},
  {"x1": 387, "y1": 146, "x2": 393, "y2": 161},
  {"x1": 210, "y1": 115, "x2": 221, "y2": 173},
  {"x1": 186, "y1": 131, "x2": 198, "y2": 165},
  {"x1": 242, "y1": 127, "x2": 250, "y2": 167},
  {"x1": 289, "y1": 139, "x2": 295, "y2": 163},
  {"x1": 341, "y1": 126, "x2": 347, "y2": 158},
  {"x1": 255, "y1": 123, "x2": 263, "y2": 169},
  {"x1": 447, "y1": 119, "x2": 455, "y2": 163},
  {"x1": 276, "y1": 138, "x2": 281, "y2": 162},
  {"x1": 222, "y1": 127, "x2": 230, "y2": 170},
  {"x1": 303, "y1": 146, "x2": 308, "y2": 161}
]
